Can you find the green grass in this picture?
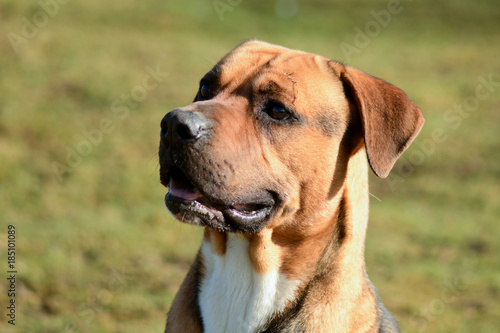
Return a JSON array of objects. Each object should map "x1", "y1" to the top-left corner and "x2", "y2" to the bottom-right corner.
[{"x1": 1, "y1": 0, "x2": 499, "y2": 332}]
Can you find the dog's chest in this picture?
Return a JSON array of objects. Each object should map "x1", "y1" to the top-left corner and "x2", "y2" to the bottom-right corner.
[{"x1": 199, "y1": 234, "x2": 297, "y2": 333}]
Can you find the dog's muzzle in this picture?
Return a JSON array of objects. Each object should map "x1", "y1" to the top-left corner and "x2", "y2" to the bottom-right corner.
[{"x1": 159, "y1": 109, "x2": 276, "y2": 233}]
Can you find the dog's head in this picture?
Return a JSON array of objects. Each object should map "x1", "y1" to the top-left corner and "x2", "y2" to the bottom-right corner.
[{"x1": 159, "y1": 40, "x2": 424, "y2": 233}]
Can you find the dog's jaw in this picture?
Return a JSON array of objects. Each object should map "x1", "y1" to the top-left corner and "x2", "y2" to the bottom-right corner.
[{"x1": 162, "y1": 164, "x2": 277, "y2": 233}]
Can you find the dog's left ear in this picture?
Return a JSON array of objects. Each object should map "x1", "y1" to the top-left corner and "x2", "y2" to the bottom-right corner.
[{"x1": 337, "y1": 64, "x2": 425, "y2": 178}]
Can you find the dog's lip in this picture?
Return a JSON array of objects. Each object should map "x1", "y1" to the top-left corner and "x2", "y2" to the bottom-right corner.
[{"x1": 164, "y1": 167, "x2": 274, "y2": 231}]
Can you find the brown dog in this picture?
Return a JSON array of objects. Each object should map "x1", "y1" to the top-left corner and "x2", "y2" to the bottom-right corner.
[{"x1": 159, "y1": 40, "x2": 424, "y2": 333}]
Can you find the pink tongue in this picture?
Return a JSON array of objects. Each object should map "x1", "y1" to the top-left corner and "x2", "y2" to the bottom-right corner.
[{"x1": 169, "y1": 178, "x2": 200, "y2": 201}]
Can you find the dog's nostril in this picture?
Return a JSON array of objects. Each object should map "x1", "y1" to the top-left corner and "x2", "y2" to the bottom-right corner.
[
  {"x1": 175, "y1": 122, "x2": 200, "y2": 141},
  {"x1": 160, "y1": 119, "x2": 169, "y2": 147},
  {"x1": 160, "y1": 118, "x2": 168, "y2": 135}
]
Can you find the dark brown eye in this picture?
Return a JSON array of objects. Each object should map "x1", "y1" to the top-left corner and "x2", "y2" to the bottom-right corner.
[
  {"x1": 265, "y1": 103, "x2": 292, "y2": 121},
  {"x1": 199, "y1": 84, "x2": 210, "y2": 100}
]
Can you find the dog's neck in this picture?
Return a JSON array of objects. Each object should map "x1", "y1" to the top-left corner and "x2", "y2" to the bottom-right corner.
[{"x1": 199, "y1": 148, "x2": 375, "y2": 333}]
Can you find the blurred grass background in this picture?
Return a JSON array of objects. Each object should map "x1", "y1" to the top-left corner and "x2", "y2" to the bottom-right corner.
[{"x1": 0, "y1": 0, "x2": 499, "y2": 332}]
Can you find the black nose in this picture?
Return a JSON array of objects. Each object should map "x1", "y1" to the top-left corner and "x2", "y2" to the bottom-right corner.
[{"x1": 160, "y1": 109, "x2": 212, "y2": 147}]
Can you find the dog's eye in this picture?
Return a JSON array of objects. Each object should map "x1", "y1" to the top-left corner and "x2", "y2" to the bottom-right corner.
[
  {"x1": 199, "y1": 84, "x2": 211, "y2": 100},
  {"x1": 265, "y1": 103, "x2": 292, "y2": 121}
]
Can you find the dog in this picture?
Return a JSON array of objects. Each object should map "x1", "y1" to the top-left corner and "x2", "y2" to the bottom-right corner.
[{"x1": 159, "y1": 40, "x2": 424, "y2": 333}]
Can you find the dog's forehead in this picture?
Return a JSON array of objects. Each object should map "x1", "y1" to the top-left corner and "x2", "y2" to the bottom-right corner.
[{"x1": 216, "y1": 41, "x2": 331, "y2": 87}]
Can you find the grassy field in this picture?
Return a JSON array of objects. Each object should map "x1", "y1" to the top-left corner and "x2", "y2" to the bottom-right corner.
[{"x1": 1, "y1": 0, "x2": 499, "y2": 332}]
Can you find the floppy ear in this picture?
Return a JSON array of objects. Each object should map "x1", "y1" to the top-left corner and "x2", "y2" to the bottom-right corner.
[{"x1": 339, "y1": 65, "x2": 425, "y2": 178}]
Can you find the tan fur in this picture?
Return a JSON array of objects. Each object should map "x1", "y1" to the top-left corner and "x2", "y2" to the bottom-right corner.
[
  {"x1": 246, "y1": 228, "x2": 282, "y2": 274},
  {"x1": 204, "y1": 229, "x2": 227, "y2": 256},
  {"x1": 295, "y1": 148, "x2": 376, "y2": 332}
]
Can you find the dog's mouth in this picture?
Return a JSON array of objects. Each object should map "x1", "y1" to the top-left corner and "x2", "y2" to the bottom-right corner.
[{"x1": 163, "y1": 166, "x2": 274, "y2": 233}]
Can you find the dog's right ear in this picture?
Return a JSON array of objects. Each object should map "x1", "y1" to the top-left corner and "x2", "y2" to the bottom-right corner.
[{"x1": 332, "y1": 62, "x2": 425, "y2": 178}]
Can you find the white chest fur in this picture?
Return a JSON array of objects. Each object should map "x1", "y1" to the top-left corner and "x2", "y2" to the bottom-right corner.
[{"x1": 199, "y1": 234, "x2": 298, "y2": 333}]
